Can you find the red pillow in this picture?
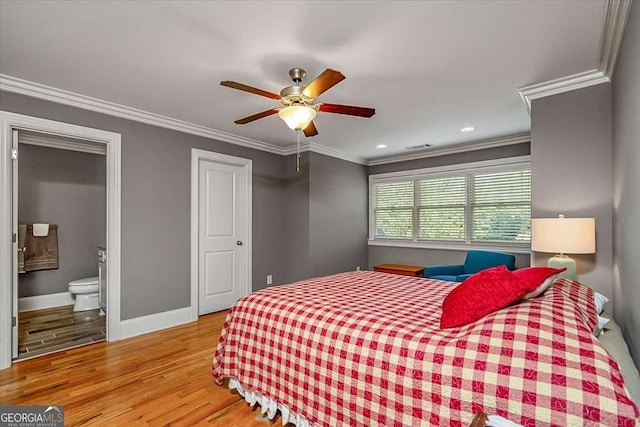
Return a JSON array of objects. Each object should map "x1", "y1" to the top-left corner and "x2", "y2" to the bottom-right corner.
[
  {"x1": 514, "y1": 266, "x2": 566, "y2": 299},
  {"x1": 440, "y1": 265, "x2": 537, "y2": 329}
]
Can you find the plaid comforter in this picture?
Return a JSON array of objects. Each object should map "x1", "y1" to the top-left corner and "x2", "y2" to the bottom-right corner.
[{"x1": 212, "y1": 271, "x2": 639, "y2": 426}]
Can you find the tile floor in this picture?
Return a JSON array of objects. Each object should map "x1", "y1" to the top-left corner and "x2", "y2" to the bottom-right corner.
[{"x1": 17, "y1": 305, "x2": 105, "y2": 360}]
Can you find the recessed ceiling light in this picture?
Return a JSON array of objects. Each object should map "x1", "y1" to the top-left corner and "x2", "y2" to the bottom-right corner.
[
  {"x1": 460, "y1": 126, "x2": 475, "y2": 133},
  {"x1": 376, "y1": 144, "x2": 387, "y2": 149}
]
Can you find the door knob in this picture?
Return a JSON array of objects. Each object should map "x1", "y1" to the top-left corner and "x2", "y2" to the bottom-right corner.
[{"x1": 236, "y1": 241, "x2": 243, "y2": 246}]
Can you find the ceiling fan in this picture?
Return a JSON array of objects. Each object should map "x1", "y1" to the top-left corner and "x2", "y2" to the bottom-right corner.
[{"x1": 221, "y1": 68, "x2": 375, "y2": 137}]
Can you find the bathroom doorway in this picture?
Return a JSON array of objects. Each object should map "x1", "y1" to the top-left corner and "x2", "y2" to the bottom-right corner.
[
  {"x1": 0, "y1": 111, "x2": 122, "y2": 370},
  {"x1": 15, "y1": 134, "x2": 107, "y2": 360}
]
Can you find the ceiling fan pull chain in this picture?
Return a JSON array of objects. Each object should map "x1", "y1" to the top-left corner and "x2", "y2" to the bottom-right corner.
[{"x1": 296, "y1": 129, "x2": 301, "y2": 173}]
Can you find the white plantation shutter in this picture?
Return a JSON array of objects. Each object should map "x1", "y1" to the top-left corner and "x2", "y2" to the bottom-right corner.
[
  {"x1": 372, "y1": 180, "x2": 414, "y2": 238},
  {"x1": 418, "y1": 176, "x2": 466, "y2": 240},
  {"x1": 471, "y1": 170, "x2": 531, "y2": 242}
]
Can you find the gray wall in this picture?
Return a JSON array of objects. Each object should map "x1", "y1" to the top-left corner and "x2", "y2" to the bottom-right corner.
[
  {"x1": 282, "y1": 152, "x2": 311, "y2": 284},
  {"x1": 368, "y1": 142, "x2": 530, "y2": 175},
  {"x1": 252, "y1": 171, "x2": 286, "y2": 292},
  {"x1": 367, "y1": 142, "x2": 531, "y2": 269},
  {"x1": 18, "y1": 144, "x2": 106, "y2": 297},
  {"x1": 530, "y1": 84, "x2": 613, "y2": 299},
  {"x1": 309, "y1": 152, "x2": 368, "y2": 278},
  {"x1": 1, "y1": 90, "x2": 287, "y2": 320},
  {"x1": 612, "y1": 3, "x2": 639, "y2": 367},
  {"x1": 281, "y1": 152, "x2": 368, "y2": 283}
]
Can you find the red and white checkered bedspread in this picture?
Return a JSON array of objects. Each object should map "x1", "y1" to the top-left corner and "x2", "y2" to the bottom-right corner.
[{"x1": 212, "y1": 271, "x2": 639, "y2": 426}]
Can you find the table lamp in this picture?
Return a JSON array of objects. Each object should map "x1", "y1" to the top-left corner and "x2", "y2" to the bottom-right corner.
[{"x1": 531, "y1": 215, "x2": 596, "y2": 280}]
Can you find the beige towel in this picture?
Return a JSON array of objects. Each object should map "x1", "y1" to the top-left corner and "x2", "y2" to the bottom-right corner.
[
  {"x1": 24, "y1": 224, "x2": 59, "y2": 271},
  {"x1": 18, "y1": 224, "x2": 26, "y2": 273}
]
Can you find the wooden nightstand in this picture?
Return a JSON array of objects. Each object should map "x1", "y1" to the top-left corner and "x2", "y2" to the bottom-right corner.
[{"x1": 373, "y1": 263, "x2": 424, "y2": 277}]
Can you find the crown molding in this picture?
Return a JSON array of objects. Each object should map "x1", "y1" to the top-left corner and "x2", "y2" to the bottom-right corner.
[
  {"x1": 0, "y1": 74, "x2": 287, "y2": 156},
  {"x1": 367, "y1": 133, "x2": 530, "y2": 166},
  {"x1": 517, "y1": 69, "x2": 609, "y2": 112},
  {"x1": 311, "y1": 142, "x2": 367, "y2": 165},
  {"x1": 1, "y1": 74, "x2": 371, "y2": 165},
  {"x1": 282, "y1": 141, "x2": 368, "y2": 165},
  {"x1": 599, "y1": 0, "x2": 633, "y2": 78},
  {"x1": 517, "y1": 0, "x2": 631, "y2": 113},
  {"x1": 19, "y1": 132, "x2": 107, "y2": 155}
]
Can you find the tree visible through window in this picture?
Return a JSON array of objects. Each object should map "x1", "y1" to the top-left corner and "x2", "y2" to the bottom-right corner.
[
  {"x1": 372, "y1": 181, "x2": 413, "y2": 238},
  {"x1": 418, "y1": 176, "x2": 466, "y2": 240},
  {"x1": 471, "y1": 170, "x2": 531, "y2": 242}
]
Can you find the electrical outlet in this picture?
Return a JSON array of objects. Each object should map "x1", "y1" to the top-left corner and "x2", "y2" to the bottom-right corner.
[
  {"x1": 356, "y1": 266, "x2": 361, "y2": 271},
  {"x1": 266, "y1": 275, "x2": 273, "y2": 285}
]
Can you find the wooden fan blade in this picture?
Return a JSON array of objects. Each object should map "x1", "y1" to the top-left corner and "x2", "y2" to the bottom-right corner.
[
  {"x1": 221, "y1": 81, "x2": 281, "y2": 100},
  {"x1": 319, "y1": 103, "x2": 376, "y2": 118},
  {"x1": 234, "y1": 109, "x2": 279, "y2": 124},
  {"x1": 303, "y1": 121, "x2": 318, "y2": 137},
  {"x1": 302, "y1": 69, "x2": 345, "y2": 98}
]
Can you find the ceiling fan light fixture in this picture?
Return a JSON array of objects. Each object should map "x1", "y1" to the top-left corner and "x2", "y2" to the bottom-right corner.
[
  {"x1": 222, "y1": 68, "x2": 373, "y2": 139},
  {"x1": 278, "y1": 105, "x2": 317, "y2": 131}
]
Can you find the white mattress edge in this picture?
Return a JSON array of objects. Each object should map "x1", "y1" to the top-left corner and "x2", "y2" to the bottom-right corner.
[{"x1": 597, "y1": 314, "x2": 640, "y2": 408}]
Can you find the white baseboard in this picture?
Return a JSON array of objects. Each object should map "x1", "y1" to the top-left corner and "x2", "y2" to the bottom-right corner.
[
  {"x1": 18, "y1": 292, "x2": 74, "y2": 312},
  {"x1": 120, "y1": 306, "x2": 194, "y2": 340}
]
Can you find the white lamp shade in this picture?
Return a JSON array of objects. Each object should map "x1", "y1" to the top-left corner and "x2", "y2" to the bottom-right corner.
[
  {"x1": 278, "y1": 106, "x2": 317, "y2": 131},
  {"x1": 531, "y1": 217, "x2": 595, "y2": 254}
]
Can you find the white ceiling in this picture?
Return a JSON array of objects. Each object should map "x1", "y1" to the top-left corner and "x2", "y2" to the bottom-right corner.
[{"x1": 0, "y1": 1, "x2": 606, "y2": 161}]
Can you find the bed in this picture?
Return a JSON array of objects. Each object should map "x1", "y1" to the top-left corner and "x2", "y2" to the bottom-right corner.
[{"x1": 212, "y1": 271, "x2": 639, "y2": 426}]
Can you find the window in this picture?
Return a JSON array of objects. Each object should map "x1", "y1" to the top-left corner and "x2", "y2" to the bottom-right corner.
[
  {"x1": 418, "y1": 176, "x2": 466, "y2": 240},
  {"x1": 370, "y1": 158, "x2": 531, "y2": 250},
  {"x1": 372, "y1": 181, "x2": 413, "y2": 238},
  {"x1": 471, "y1": 170, "x2": 531, "y2": 242}
]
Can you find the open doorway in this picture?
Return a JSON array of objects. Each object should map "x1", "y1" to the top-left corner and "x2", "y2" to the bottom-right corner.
[
  {"x1": 0, "y1": 111, "x2": 122, "y2": 369},
  {"x1": 16, "y1": 133, "x2": 107, "y2": 360}
]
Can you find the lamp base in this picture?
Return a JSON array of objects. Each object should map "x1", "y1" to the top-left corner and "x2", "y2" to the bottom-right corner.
[{"x1": 547, "y1": 255, "x2": 577, "y2": 281}]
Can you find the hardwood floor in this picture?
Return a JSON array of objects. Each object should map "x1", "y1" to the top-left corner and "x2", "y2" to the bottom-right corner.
[
  {"x1": 18, "y1": 305, "x2": 105, "y2": 360},
  {"x1": 1, "y1": 311, "x2": 287, "y2": 426}
]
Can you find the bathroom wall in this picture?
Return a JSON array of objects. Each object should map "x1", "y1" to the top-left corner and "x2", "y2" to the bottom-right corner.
[{"x1": 18, "y1": 142, "x2": 106, "y2": 297}]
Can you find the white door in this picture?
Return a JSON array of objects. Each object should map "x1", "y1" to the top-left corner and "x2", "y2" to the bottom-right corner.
[
  {"x1": 11, "y1": 129, "x2": 18, "y2": 359},
  {"x1": 198, "y1": 157, "x2": 249, "y2": 314}
]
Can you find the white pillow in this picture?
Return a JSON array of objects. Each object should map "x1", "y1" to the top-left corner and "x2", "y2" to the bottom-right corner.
[
  {"x1": 594, "y1": 292, "x2": 609, "y2": 314},
  {"x1": 521, "y1": 273, "x2": 560, "y2": 300},
  {"x1": 596, "y1": 315, "x2": 610, "y2": 336}
]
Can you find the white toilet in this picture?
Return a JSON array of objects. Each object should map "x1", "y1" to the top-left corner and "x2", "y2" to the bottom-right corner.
[{"x1": 68, "y1": 276, "x2": 100, "y2": 312}]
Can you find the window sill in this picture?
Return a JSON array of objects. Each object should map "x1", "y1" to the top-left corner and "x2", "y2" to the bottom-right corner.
[{"x1": 367, "y1": 239, "x2": 531, "y2": 254}]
